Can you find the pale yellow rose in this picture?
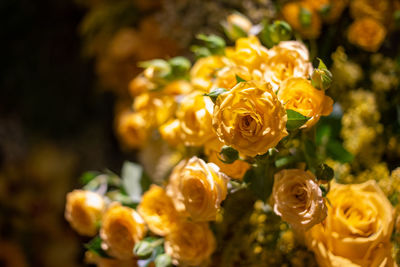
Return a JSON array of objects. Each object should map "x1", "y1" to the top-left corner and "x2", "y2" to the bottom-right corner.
[
  {"x1": 204, "y1": 138, "x2": 250, "y2": 180},
  {"x1": 278, "y1": 77, "x2": 333, "y2": 128},
  {"x1": 347, "y1": 18, "x2": 387, "y2": 52},
  {"x1": 306, "y1": 180, "x2": 396, "y2": 267},
  {"x1": 115, "y1": 111, "x2": 149, "y2": 149},
  {"x1": 100, "y1": 204, "x2": 147, "y2": 260},
  {"x1": 190, "y1": 55, "x2": 227, "y2": 92},
  {"x1": 159, "y1": 119, "x2": 182, "y2": 147},
  {"x1": 137, "y1": 185, "x2": 179, "y2": 236},
  {"x1": 263, "y1": 41, "x2": 313, "y2": 91},
  {"x1": 164, "y1": 221, "x2": 216, "y2": 266},
  {"x1": 65, "y1": 190, "x2": 105, "y2": 236},
  {"x1": 225, "y1": 36, "x2": 268, "y2": 72},
  {"x1": 212, "y1": 81, "x2": 288, "y2": 157},
  {"x1": 176, "y1": 91, "x2": 215, "y2": 147},
  {"x1": 272, "y1": 169, "x2": 327, "y2": 231},
  {"x1": 166, "y1": 156, "x2": 228, "y2": 221},
  {"x1": 133, "y1": 93, "x2": 176, "y2": 127},
  {"x1": 281, "y1": 2, "x2": 322, "y2": 39}
]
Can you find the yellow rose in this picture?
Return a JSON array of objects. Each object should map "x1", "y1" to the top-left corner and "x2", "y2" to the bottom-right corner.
[
  {"x1": 204, "y1": 138, "x2": 250, "y2": 180},
  {"x1": 347, "y1": 18, "x2": 387, "y2": 52},
  {"x1": 306, "y1": 180, "x2": 395, "y2": 267},
  {"x1": 164, "y1": 221, "x2": 216, "y2": 266},
  {"x1": 137, "y1": 185, "x2": 179, "y2": 236},
  {"x1": 159, "y1": 119, "x2": 182, "y2": 147},
  {"x1": 350, "y1": 0, "x2": 390, "y2": 23},
  {"x1": 115, "y1": 111, "x2": 149, "y2": 149},
  {"x1": 133, "y1": 93, "x2": 176, "y2": 127},
  {"x1": 281, "y1": 2, "x2": 322, "y2": 39},
  {"x1": 278, "y1": 77, "x2": 333, "y2": 128},
  {"x1": 162, "y1": 80, "x2": 193, "y2": 95},
  {"x1": 100, "y1": 204, "x2": 147, "y2": 260},
  {"x1": 190, "y1": 55, "x2": 227, "y2": 91},
  {"x1": 212, "y1": 81, "x2": 288, "y2": 157},
  {"x1": 65, "y1": 190, "x2": 105, "y2": 236},
  {"x1": 272, "y1": 169, "x2": 327, "y2": 231},
  {"x1": 225, "y1": 36, "x2": 268, "y2": 72},
  {"x1": 264, "y1": 41, "x2": 313, "y2": 91},
  {"x1": 176, "y1": 91, "x2": 215, "y2": 147},
  {"x1": 128, "y1": 74, "x2": 154, "y2": 97},
  {"x1": 166, "y1": 156, "x2": 228, "y2": 221},
  {"x1": 213, "y1": 65, "x2": 253, "y2": 91}
]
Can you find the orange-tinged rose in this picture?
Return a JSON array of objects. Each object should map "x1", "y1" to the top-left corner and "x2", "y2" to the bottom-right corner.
[
  {"x1": 100, "y1": 204, "x2": 147, "y2": 260},
  {"x1": 166, "y1": 157, "x2": 228, "y2": 221},
  {"x1": 347, "y1": 18, "x2": 387, "y2": 52},
  {"x1": 137, "y1": 185, "x2": 179, "y2": 236},
  {"x1": 263, "y1": 41, "x2": 313, "y2": 91},
  {"x1": 116, "y1": 111, "x2": 149, "y2": 149},
  {"x1": 306, "y1": 180, "x2": 395, "y2": 267},
  {"x1": 304, "y1": 0, "x2": 348, "y2": 23},
  {"x1": 350, "y1": 0, "x2": 390, "y2": 23},
  {"x1": 281, "y1": 2, "x2": 322, "y2": 39},
  {"x1": 272, "y1": 169, "x2": 327, "y2": 231},
  {"x1": 65, "y1": 190, "x2": 105, "y2": 236},
  {"x1": 165, "y1": 221, "x2": 216, "y2": 266},
  {"x1": 204, "y1": 138, "x2": 250, "y2": 180},
  {"x1": 278, "y1": 77, "x2": 333, "y2": 128},
  {"x1": 176, "y1": 91, "x2": 215, "y2": 147},
  {"x1": 212, "y1": 81, "x2": 288, "y2": 157},
  {"x1": 225, "y1": 36, "x2": 268, "y2": 72},
  {"x1": 190, "y1": 55, "x2": 227, "y2": 92}
]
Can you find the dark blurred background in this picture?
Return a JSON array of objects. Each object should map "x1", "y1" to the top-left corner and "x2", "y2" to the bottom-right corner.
[{"x1": 0, "y1": 0, "x2": 124, "y2": 266}]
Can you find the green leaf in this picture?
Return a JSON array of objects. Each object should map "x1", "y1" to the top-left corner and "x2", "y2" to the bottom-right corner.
[
  {"x1": 134, "y1": 237, "x2": 164, "y2": 258},
  {"x1": 286, "y1": 109, "x2": 310, "y2": 130},
  {"x1": 389, "y1": 192, "x2": 399, "y2": 206},
  {"x1": 219, "y1": 145, "x2": 239, "y2": 164},
  {"x1": 191, "y1": 45, "x2": 212, "y2": 59},
  {"x1": 85, "y1": 236, "x2": 110, "y2": 258},
  {"x1": 299, "y1": 7, "x2": 312, "y2": 28},
  {"x1": 80, "y1": 171, "x2": 100, "y2": 185},
  {"x1": 315, "y1": 163, "x2": 334, "y2": 181},
  {"x1": 196, "y1": 34, "x2": 226, "y2": 55},
  {"x1": 235, "y1": 74, "x2": 246, "y2": 83},
  {"x1": 137, "y1": 243, "x2": 164, "y2": 267},
  {"x1": 138, "y1": 59, "x2": 171, "y2": 79},
  {"x1": 168, "y1": 56, "x2": 191, "y2": 77},
  {"x1": 326, "y1": 140, "x2": 354, "y2": 163},
  {"x1": 319, "y1": 4, "x2": 331, "y2": 17},
  {"x1": 244, "y1": 166, "x2": 274, "y2": 201},
  {"x1": 121, "y1": 161, "x2": 144, "y2": 203},
  {"x1": 275, "y1": 155, "x2": 298, "y2": 168},
  {"x1": 155, "y1": 254, "x2": 172, "y2": 267},
  {"x1": 204, "y1": 88, "x2": 227, "y2": 103}
]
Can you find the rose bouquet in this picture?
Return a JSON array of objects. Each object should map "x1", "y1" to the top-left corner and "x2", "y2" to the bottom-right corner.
[{"x1": 66, "y1": 8, "x2": 400, "y2": 267}]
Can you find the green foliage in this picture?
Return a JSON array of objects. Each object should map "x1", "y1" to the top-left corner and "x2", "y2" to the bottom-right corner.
[
  {"x1": 260, "y1": 20, "x2": 292, "y2": 48},
  {"x1": 299, "y1": 7, "x2": 312, "y2": 28},
  {"x1": 311, "y1": 58, "x2": 332, "y2": 90},
  {"x1": 219, "y1": 146, "x2": 239, "y2": 164},
  {"x1": 286, "y1": 109, "x2": 310, "y2": 130},
  {"x1": 85, "y1": 236, "x2": 110, "y2": 258},
  {"x1": 121, "y1": 161, "x2": 151, "y2": 203},
  {"x1": 155, "y1": 254, "x2": 172, "y2": 267},
  {"x1": 80, "y1": 171, "x2": 100, "y2": 185},
  {"x1": 136, "y1": 239, "x2": 165, "y2": 267},
  {"x1": 205, "y1": 88, "x2": 227, "y2": 103},
  {"x1": 192, "y1": 34, "x2": 226, "y2": 58},
  {"x1": 315, "y1": 163, "x2": 334, "y2": 181},
  {"x1": 235, "y1": 74, "x2": 246, "y2": 83}
]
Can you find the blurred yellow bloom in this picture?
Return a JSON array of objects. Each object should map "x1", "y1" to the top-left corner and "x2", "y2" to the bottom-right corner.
[
  {"x1": 176, "y1": 91, "x2": 215, "y2": 147},
  {"x1": 100, "y1": 204, "x2": 147, "y2": 260},
  {"x1": 281, "y1": 2, "x2": 322, "y2": 39},
  {"x1": 159, "y1": 119, "x2": 182, "y2": 147},
  {"x1": 166, "y1": 157, "x2": 228, "y2": 221},
  {"x1": 164, "y1": 221, "x2": 216, "y2": 266},
  {"x1": 306, "y1": 180, "x2": 395, "y2": 267},
  {"x1": 305, "y1": 0, "x2": 348, "y2": 23},
  {"x1": 190, "y1": 55, "x2": 226, "y2": 91},
  {"x1": 263, "y1": 41, "x2": 313, "y2": 91},
  {"x1": 225, "y1": 36, "x2": 268, "y2": 72},
  {"x1": 347, "y1": 18, "x2": 386, "y2": 52},
  {"x1": 350, "y1": 0, "x2": 390, "y2": 23},
  {"x1": 204, "y1": 138, "x2": 250, "y2": 180},
  {"x1": 115, "y1": 111, "x2": 149, "y2": 149},
  {"x1": 272, "y1": 169, "x2": 327, "y2": 231},
  {"x1": 138, "y1": 185, "x2": 179, "y2": 236},
  {"x1": 163, "y1": 80, "x2": 193, "y2": 95},
  {"x1": 65, "y1": 190, "x2": 105, "y2": 236},
  {"x1": 128, "y1": 74, "x2": 155, "y2": 97},
  {"x1": 133, "y1": 93, "x2": 176, "y2": 127},
  {"x1": 278, "y1": 77, "x2": 333, "y2": 128},
  {"x1": 212, "y1": 81, "x2": 287, "y2": 157}
]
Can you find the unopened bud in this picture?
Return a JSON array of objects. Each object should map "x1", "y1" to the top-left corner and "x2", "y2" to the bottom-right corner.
[{"x1": 223, "y1": 13, "x2": 253, "y2": 41}]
